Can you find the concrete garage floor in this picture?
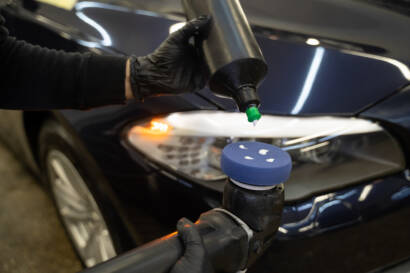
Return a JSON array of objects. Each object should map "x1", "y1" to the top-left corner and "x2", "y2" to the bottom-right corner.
[{"x1": 0, "y1": 142, "x2": 82, "y2": 273}]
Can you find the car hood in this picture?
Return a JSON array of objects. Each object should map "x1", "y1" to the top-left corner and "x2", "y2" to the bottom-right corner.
[
  {"x1": 197, "y1": 36, "x2": 410, "y2": 116},
  {"x1": 125, "y1": 1, "x2": 410, "y2": 116},
  {"x1": 53, "y1": 1, "x2": 410, "y2": 116}
]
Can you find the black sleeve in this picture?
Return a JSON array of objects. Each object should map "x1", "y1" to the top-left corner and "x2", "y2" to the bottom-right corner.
[{"x1": 0, "y1": 36, "x2": 127, "y2": 110}]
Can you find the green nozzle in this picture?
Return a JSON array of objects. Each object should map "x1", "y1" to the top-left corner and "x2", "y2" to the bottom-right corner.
[{"x1": 246, "y1": 106, "x2": 262, "y2": 123}]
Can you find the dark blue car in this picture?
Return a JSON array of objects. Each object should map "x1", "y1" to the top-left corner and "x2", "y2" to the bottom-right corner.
[{"x1": 1, "y1": 0, "x2": 410, "y2": 272}]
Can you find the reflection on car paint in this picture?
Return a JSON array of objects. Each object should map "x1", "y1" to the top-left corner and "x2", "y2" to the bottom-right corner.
[
  {"x1": 341, "y1": 50, "x2": 410, "y2": 81},
  {"x1": 74, "y1": 1, "x2": 170, "y2": 49},
  {"x1": 291, "y1": 47, "x2": 325, "y2": 114},
  {"x1": 278, "y1": 174, "x2": 410, "y2": 238},
  {"x1": 75, "y1": 2, "x2": 112, "y2": 47}
]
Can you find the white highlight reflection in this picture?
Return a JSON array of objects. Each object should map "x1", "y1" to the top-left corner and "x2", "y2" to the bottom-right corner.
[
  {"x1": 239, "y1": 145, "x2": 248, "y2": 150},
  {"x1": 278, "y1": 227, "x2": 288, "y2": 234},
  {"x1": 169, "y1": 22, "x2": 186, "y2": 34},
  {"x1": 291, "y1": 47, "x2": 325, "y2": 114},
  {"x1": 358, "y1": 185, "x2": 373, "y2": 202},
  {"x1": 76, "y1": 12, "x2": 112, "y2": 46},
  {"x1": 75, "y1": 2, "x2": 113, "y2": 47},
  {"x1": 300, "y1": 141, "x2": 329, "y2": 153},
  {"x1": 341, "y1": 50, "x2": 410, "y2": 81},
  {"x1": 306, "y1": 38, "x2": 320, "y2": 46},
  {"x1": 259, "y1": 149, "x2": 269, "y2": 155}
]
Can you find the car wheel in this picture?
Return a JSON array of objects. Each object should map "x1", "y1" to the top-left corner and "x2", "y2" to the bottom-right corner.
[{"x1": 38, "y1": 119, "x2": 119, "y2": 267}]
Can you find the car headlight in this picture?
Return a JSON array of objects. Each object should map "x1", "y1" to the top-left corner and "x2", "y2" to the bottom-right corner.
[{"x1": 126, "y1": 111, "x2": 405, "y2": 200}]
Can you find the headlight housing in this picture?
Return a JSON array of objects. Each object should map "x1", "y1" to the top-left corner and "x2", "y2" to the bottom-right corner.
[{"x1": 126, "y1": 111, "x2": 405, "y2": 200}]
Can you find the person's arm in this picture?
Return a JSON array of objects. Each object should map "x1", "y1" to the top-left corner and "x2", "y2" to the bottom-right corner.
[
  {"x1": 0, "y1": 36, "x2": 128, "y2": 110},
  {"x1": 0, "y1": 15, "x2": 209, "y2": 110}
]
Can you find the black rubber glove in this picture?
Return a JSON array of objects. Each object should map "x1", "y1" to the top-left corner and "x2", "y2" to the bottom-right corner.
[
  {"x1": 170, "y1": 218, "x2": 214, "y2": 273},
  {"x1": 130, "y1": 16, "x2": 211, "y2": 101}
]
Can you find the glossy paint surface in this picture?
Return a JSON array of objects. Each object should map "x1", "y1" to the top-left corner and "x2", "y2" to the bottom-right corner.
[
  {"x1": 250, "y1": 173, "x2": 410, "y2": 273},
  {"x1": 33, "y1": 0, "x2": 410, "y2": 115},
  {"x1": 362, "y1": 85, "x2": 410, "y2": 129},
  {"x1": 279, "y1": 173, "x2": 410, "y2": 238},
  {"x1": 254, "y1": 39, "x2": 409, "y2": 115}
]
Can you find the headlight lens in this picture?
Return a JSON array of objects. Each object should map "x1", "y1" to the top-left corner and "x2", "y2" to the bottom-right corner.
[{"x1": 127, "y1": 111, "x2": 405, "y2": 200}]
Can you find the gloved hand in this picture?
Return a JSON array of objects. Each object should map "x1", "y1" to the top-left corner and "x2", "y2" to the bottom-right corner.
[
  {"x1": 170, "y1": 218, "x2": 214, "y2": 273},
  {"x1": 129, "y1": 16, "x2": 211, "y2": 101}
]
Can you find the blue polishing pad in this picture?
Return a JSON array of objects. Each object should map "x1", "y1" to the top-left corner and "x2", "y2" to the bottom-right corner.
[{"x1": 221, "y1": 141, "x2": 292, "y2": 186}]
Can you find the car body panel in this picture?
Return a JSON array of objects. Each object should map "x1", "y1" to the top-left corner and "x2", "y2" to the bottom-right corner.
[{"x1": 362, "y1": 85, "x2": 410, "y2": 129}]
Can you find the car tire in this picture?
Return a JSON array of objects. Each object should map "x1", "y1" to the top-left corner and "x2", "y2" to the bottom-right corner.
[{"x1": 38, "y1": 119, "x2": 130, "y2": 267}]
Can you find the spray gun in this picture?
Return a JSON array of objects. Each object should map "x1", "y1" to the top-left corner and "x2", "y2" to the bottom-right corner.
[
  {"x1": 79, "y1": 142, "x2": 291, "y2": 273},
  {"x1": 182, "y1": 0, "x2": 268, "y2": 124}
]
